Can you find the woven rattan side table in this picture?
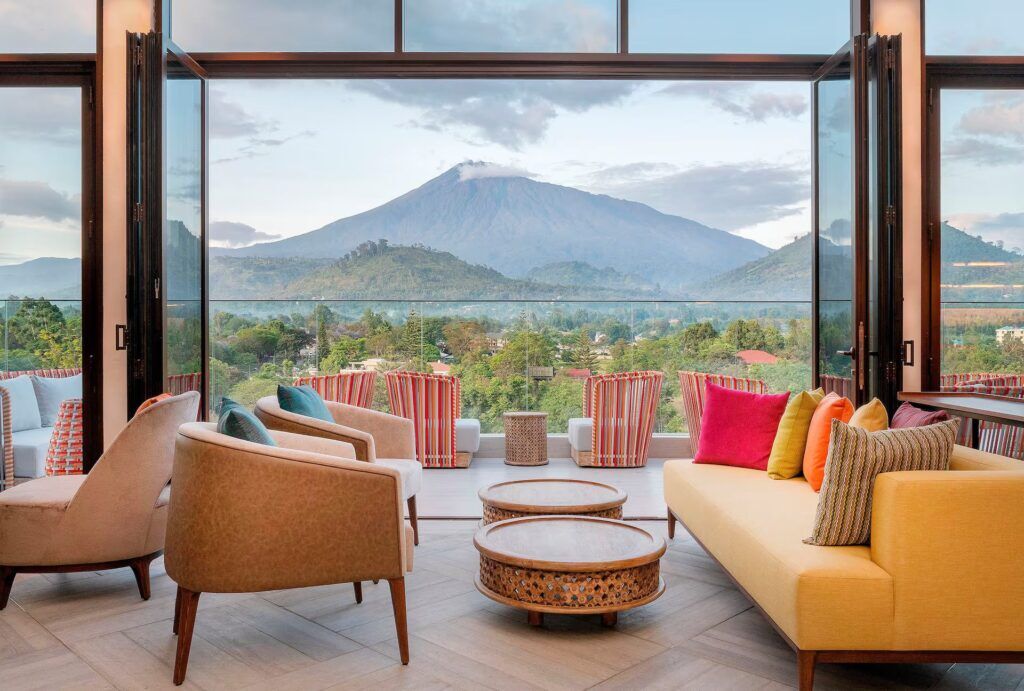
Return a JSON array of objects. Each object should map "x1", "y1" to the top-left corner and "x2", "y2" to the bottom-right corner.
[{"x1": 503, "y1": 412, "x2": 548, "y2": 466}]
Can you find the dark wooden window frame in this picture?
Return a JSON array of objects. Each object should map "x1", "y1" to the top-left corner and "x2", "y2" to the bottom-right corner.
[
  {"x1": 920, "y1": 1, "x2": 1024, "y2": 389},
  {"x1": 0, "y1": 50, "x2": 104, "y2": 471}
]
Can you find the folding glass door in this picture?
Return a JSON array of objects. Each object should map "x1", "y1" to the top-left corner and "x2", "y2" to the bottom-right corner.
[
  {"x1": 812, "y1": 34, "x2": 902, "y2": 409},
  {"x1": 127, "y1": 34, "x2": 208, "y2": 415}
]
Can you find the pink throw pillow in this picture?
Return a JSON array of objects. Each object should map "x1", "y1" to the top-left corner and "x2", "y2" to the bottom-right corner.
[
  {"x1": 891, "y1": 402, "x2": 951, "y2": 429},
  {"x1": 694, "y1": 383, "x2": 790, "y2": 470}
]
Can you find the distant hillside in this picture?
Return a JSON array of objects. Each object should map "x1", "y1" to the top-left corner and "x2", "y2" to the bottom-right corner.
[
  {"x1": 692, "y1": 234, "x2": 814, "y2": 301},
  {"x1": 525, "y1": 261, "x2": 658, "y2": 294},
  {"x1": 210, "y1": 242, "x2": 657, "y2": 301},
  {"x1": 0, "y1": 258, "x2": 81, "y2": 300},
  {"x1": 941, "y1": 223, "x2": 1024, "y2": 302},
  {"x1": 219, "y1": 162, "x2": 769, "y2": 291}
]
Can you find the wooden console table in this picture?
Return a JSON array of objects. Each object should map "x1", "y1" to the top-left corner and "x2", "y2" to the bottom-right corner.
[{"x1": 898, "y1": 391, "x2": 1024, "y2": 450}]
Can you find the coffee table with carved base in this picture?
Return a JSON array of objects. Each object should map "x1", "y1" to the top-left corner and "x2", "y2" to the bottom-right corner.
[
  {"x1": 478, "y1": 478, "x2": 627, "y2": 525},
  {"x1": 474, "y1": 515, "x2": 666, "y2": 627}
]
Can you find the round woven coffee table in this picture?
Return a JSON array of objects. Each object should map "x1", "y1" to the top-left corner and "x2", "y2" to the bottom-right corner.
[
  {"x1": 474, "y1": 515, "x2": 666, "y2": 626},
  {"x1": 478, "y1": 478, "x2": 627, "y2": 525},
  {"x1": 503, "y1": 412, "x2": 548, "y2": 466}
]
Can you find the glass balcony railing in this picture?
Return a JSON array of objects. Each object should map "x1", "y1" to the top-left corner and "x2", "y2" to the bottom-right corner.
[
  {"x1": 1, "y1": 299, "x2": 84, "y2": 372},
  {"x1": 209, "y1": 299, "x2": 812, "y2": 434}
]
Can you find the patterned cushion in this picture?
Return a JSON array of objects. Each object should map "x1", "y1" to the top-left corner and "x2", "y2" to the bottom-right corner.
[
  {"x1": 277, "y1": 384, "x2": 334, "y2": 423},
  {"x1": 805, "y1": 418, "x2": 959, "y2": 546}
]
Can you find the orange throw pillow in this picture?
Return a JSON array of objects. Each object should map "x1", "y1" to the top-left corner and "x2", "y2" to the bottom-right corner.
[
  {"x1": 135, "y1": 392, "x2": 172, "y2": 417},
  {"x1": 802, "y1": 392, "x2": 854, "y2": 491}
]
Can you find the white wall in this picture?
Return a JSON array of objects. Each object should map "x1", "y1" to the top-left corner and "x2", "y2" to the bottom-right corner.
[
  {"x1": 100, "y1": 0, "x2": 154, "y2": 445},
  {"x1": 872, "y1": 0, "x2": 924, "y2": 391}
]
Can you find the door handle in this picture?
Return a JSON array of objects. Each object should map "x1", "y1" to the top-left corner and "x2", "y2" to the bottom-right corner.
[{"x1": 837, "y1": 348, "x2": 854, "y2": 358}]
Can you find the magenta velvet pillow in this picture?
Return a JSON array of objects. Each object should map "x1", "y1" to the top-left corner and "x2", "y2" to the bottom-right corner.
[
  {"x1": 694, "y1": 383, "x2": 790, "y2": 470},
  {"x1": 891, "y1": 402, "x2": 951, "y2": 429}
]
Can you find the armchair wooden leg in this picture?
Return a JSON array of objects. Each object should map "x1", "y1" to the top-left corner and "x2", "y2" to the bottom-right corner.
[
  {"x1": 353, "y1": 582, "x2": 363, "y2": 604},
  {"x1": 0, "y1": 567, "x2": 15, "y2": 610},
  {"x1": 129, "y1": 554, "x2": 155, "y2": 601},
  {"x1": 388, "y1": 578, "x2": 410, "y2": 665},
  {"x1": 173, "y1": 588, "x2": 201, "y2": 686},
  {"x1": 408, "y1": 496, "x2": 419, "y2": 546},
  {"x1": 797, "y1": 650, "x2": 817, "y2": 691},
  {"x1": 667, "y1": 508, "x2": 676, "y2": 540},
  {"x1": 173, "y1": 586, "x2": 182, "y2": 634}
]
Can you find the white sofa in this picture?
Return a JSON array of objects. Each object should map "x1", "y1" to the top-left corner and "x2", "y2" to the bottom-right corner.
[{"x1": 0, "y1": 372, "x2": 82, "y2": 486}]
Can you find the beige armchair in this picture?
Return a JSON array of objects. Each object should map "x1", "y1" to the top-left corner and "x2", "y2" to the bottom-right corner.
[
  {"x1": 166, "y1": 422, "x2": 414, "y2": 685},
  {"x1": 0, "y1": 392, "x2": 200, "y2": 610},
  {"x1": 254, "y1": 396, "x2": 423, "y2": 544}
]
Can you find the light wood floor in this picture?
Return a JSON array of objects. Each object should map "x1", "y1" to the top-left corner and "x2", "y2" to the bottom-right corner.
[
  {"x1": 3, "y1": 521, "x2": 1021, "y2": 690},
  {"x1": 418, "y1": 458, "x2": 666, "y2": 519}
]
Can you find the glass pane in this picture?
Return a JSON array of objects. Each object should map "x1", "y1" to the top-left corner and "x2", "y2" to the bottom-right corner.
[
  {"x1": 208, "y1": 78, "x2": 813, "y2": 431},
  {"x1": 0, "y1": 1, "x2": 95, "y2": 53},
  {"x1": 927, "y1": 0, "x2": 1024, "y2": 55},
  {"x1": 165, "y1": 59, "x2": 203, "y2": 400},
  {"x1": 630, "y1": 0, "x2": 849, "y2": 54},
  {"x1": 171, "y1": 0, "x2": 393, "y2": 52},
  {"x1": 939, "y1": 89, "x2": 1024, "y2": 383},
  {"x1": 404, "y1": 0, "x2": 618, "y2": 52},
  {"x1": 816, "y1": 70, "x2": 855, "y2": 384}
]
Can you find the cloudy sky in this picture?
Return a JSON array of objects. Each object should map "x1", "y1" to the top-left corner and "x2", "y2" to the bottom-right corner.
[{"x1": 2, "y1": 0, "x2": 1023, "y2": 266}]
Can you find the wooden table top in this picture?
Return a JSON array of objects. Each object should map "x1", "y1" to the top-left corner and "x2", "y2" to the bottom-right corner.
[
  {"x1": 474, "y1": 515, "x2": 665, "y2": 572},
  {"x1": 898, "y1": 391, "x2": 1024, "y2": 426},
  {"x1": 503, "y1": 411, "x2": 548, "y2": 418},
  {"x1": 478, "y1": 478, "x2": 627, "y2": 513}
]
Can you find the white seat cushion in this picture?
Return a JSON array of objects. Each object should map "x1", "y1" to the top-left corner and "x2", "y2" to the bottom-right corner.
[
  {"x1": 455, "y1": 418, "x2": 480, "y2": 453},
  {"x1": 375, "y1": 458, "x2": 422, "y2": 500},
  {"x1": 3, "y1": 375, "x2": 42, "y2": 432},
  {"x1": 567, "y1": 417, "x2": 593, "y2": 452},
  {"x1": 12, "y1": 427, "x2": 53, "y2": 479}
]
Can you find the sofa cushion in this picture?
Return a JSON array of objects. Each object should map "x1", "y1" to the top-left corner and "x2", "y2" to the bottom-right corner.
[
  {"x1": 767, "y1": 389, "x2": 824, "y2": 480},
  {"x1": 375, "y1": 458, "x2": 422, "y2": 500},
  {"x1": 0, "y1": 475, "x2": 87, "y2": 564},
  {"x1": 12, "y1": 427, "x2": 54, "y2": 478},
  {"x1": 32, "y1": 374, "x2": 82, "y2": 427},
  {"x1": 849, "y1": 397, "x2": 889, "y2": 432},
  {"x1": 803, "y1": 392, "x2": 855, "y2": 491},
  {"x1": 277, "y1": 384, "x2": 333, "y2": 423},
  {"x1": 567, "y1": 417, "x2": 593, "y2": 452},
  {"x1": 217, "y1": 404, "x2": 277, "y2": 447},
  {"x1": 891, "y1": 401, "x2": 951, "y2": 428},
  {"x1": 455, "y1": 418, "x2": 480, "y2": 453},
  {"x1": 664, "y1": 458, "x2": 894, "y2": 650},
  {"x1": 694, "y1": 383, "x2": 789, "y2": 470},
  {"x1": 3, "y1": 375, "x2": 42, "y2": 432}
]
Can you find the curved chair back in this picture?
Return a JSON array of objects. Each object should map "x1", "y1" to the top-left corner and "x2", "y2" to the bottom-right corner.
[
  {"x1": 819, "y1": 374, "x2": 853, "y2": 399},
  {"x1": 385, "y1": 371, "x2": 461, "y2": 468},
  {"x1": 295, "y1": 370, "x2": 377, "y2": 408},
  {"x1": 583, "y1": 371, "x2": 664, "y2": 468},
  {"x1": 47, "y1": 391, "x2": 199, "y2": 564},
  {"x1": 678, "y1": 372, "x2": 768, "y2": 452},
  {"x1": 166, "y1": 421, "x2": 407, "y2": 593}
]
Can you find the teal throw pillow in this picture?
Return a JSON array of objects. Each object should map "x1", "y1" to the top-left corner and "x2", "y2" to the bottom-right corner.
[
  {"x1": 217, "y1": 397, "x2": 277, "y2": 446},
  {"x1": 277, "y1": 384, "x2": 333, "y2": 423}
]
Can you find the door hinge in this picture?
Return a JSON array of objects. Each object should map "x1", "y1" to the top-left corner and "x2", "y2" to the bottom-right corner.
[
  {"x1": 154, "y1": 277, "x2": 161, "y2": 300},
  {"x1": 134, "y1": 42, "x2": 144, "y2": 66},
  {"x1": 132, "y1": 202, "x2": 143, "y2": 223},
  {"x1": 884, "y1": 206, "x2": 897, "y2": 226},
  {"x1": 927, "y1": 87, "x2": 935, "y2": 111},
  {"x1": 885, "y1": 47, "x2": 896, "y2": 69}
]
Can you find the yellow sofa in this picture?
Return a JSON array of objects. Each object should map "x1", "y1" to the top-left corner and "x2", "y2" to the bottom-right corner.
[{"x1": 663, "y1": 445, "x2": 1024, "y2": 690}]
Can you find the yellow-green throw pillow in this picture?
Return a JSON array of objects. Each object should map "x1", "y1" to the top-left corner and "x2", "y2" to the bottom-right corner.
[
  {"x1": 849, "y1": 397, "x2": 889, "y2": 432},
  {"x1": 767, "y1": 388, "x2": 825, "y2": 480}
]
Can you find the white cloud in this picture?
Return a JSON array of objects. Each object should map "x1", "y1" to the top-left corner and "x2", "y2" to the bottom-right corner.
[
  {"x1": 210, "y1": 221, "x2": 282, "y2": 248},
  {"x1": 660, "y1": 83, "x2": 808, "y2": 123},
  {"x1": 457, "y1": 162, "x2": 535, "y2": 181},
  {"x1": 0, "y1": 179, "x2": 78, "y2": 222}
]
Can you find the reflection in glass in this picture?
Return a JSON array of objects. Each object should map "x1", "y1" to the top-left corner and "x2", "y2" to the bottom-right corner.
[
  {"x1": 939, "y1": 89, "x2": 1024, "y2": 381},
  {"x1": 164, "y1": 63, "x2": 203, "y2": 397},
  {"x1": 926, "y1": 0, "x2": 1024, "y2": 56},
  {"x1": 815, "y1": 73, "x2": 854, "y2": 380},
  {"x1": 171, "y1": 0, "x2": 393, "y2": 52},
  {"x1": 404, "y1": 0, "x2": 618, "y2": 52},
  {"x1": 629, "y1": 0, "x2": 848, "y2": 54}
]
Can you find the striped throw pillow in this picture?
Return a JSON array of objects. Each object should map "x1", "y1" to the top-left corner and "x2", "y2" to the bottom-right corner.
[{"x1": 805, "y1": 418, "x2": 959, "y2": 546}]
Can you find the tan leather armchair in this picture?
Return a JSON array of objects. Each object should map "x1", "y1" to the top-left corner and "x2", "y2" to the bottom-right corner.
[
  {"x1": 166, "y1": 422, "x2": 414, "y2": 685},
  {"x1": 0, "y1": 392, "x2": 200, "y2": 610},
  {"x1": 254, "y1": 395, "x2": 423, "y2": 544}
]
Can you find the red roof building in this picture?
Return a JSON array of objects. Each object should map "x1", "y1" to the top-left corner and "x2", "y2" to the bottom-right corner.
[
  {"x1": 564, "y1": 368, "x2": 592, "y2": 379},
  {"x1": 736, "y1": 349, "x2": 779, "y2": 365}
]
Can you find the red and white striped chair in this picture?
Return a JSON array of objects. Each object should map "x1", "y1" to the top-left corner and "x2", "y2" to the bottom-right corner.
[
  {"x1": 567, "y1": 371, "x2": 664, "y2": 468},
  {"x1": 944, "y1": 380, "x2": 1024, "y2": 459},
  {"x1": 295, "y1": 370, "x2": 377, "y2": 409},
  {"x1": 385, "y1": 371, "x2": 480, "y2": 468},
  {"x1": 45, "y1": 398, "x2": 84, "y2": 476},
  {"x1": 819, "y1": 374, "x2": 854, "y2": 399},
  {"x1": 678, "y1": 371, "x2": 768, "y2": 454}
]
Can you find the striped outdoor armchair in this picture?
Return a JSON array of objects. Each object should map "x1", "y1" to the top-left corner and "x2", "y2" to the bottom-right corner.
[
  {"x1": 295, "y1": 370, "x2": 377, "y2": 409},
  {"x1": 678, "y1": 371, "x2": 768, "y2": 453},
  {"x1": 385, "y1": 371, "x2": 480, "y2": 468},
  {"x1": 944, "y1": 379, "x2": 1024, "y2": 459},
  {"x1": 568, "y1": 371, "x2": 664, "y2": 468}
]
